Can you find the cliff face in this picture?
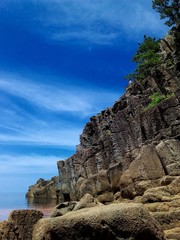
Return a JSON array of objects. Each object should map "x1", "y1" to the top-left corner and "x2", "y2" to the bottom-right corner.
[
  {"x1": 26, "y1": 25, "x2": 180, "y2": 205},
  {"x1": 57, "y1": 25, "x2": 180, "y2": 203}
]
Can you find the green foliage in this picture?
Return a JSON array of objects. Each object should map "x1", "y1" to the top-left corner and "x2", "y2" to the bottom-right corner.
[
  {"x1": 124, "y1": 73, "x2": 137, "y2": 82},
  {"x1": 166, "y1": 58, "x2": 174, "y2": 67},
  {"x1": 125, "y1": 36, "x2": 161, "y2": 82},
  {"x1": 145, "y1": 92, "x2": 175, "y2": 109},
  {"x1": 147, "y1": 92, "x2": 166, "y2": 109},
  {"x1": 152, "y1": 0, "x2": 180, "y2": 26}
]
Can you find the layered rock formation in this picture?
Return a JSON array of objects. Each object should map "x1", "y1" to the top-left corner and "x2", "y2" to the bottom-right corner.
[
  {"x1": 23, "y1": 25, "x2": 180, "y2": 240},
  {"x1": 141, "y1": 176, "x2": 180, "y2": 240},
  {"x1": 54, "y1": 25, "x2": 180, "y2": 239},
  {"x1": 26, "y1": 177, "x2": 59, "y2": 202},
  {"x1": 57, "y1": 25, "x2": 180, "y2": 203},
  {"x1": 26, "y1": 26, "x2": 180, "y2": 205}
]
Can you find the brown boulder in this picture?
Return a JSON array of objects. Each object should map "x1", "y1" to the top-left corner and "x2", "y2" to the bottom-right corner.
[
  {"x1": 77, "y1": 170, "x2": 111, "y2": 199},
  {"x1": 164, "y1": 227, "x2": 180, "y2": 240},
  {"x1": 50, "y1": 201, "x2": 77, "y2": 217},
  {"x1": 141, "y1": 177, "x2": 180, "y2": 203},
  {"x1": 73, "y1": 193, "x2": 102, "y2": 211},
  {"x1": 96, "y1": 192, "x2": 114, "y2": 203},
  {"x1": 0, "y1": 210, "x2": 43, "y2": 240},
  {"x1": 119, "y1": 144, "x2": 165, "y2": 199},
  {"x1": 156, "y1": 140, "x2": 180, "y2": 176},
  {"x1": 152, "y1": 210, "x2": 180, "y2": 230},
  {"x1": 33, "y1": 203, "x2": 164, "y2": 240}
]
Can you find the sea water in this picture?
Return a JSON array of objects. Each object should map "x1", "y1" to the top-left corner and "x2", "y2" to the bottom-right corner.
[{"x1": 0, "y1": 192, "x2": 57, "y2": 221}]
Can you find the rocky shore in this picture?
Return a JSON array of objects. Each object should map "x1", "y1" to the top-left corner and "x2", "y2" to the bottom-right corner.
[
  {"x1": 1, "y1": 25, "x2": 179, "y2": 240},
  {"x1": 1, "y1": 184, "x2": 180, "y2": 240}
]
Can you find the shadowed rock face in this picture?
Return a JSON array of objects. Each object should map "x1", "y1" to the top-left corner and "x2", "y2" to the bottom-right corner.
[
  {"x1": 56, "y1": 25, "x2": 180, "y2": 203},
  {"x1": 32, "y1": 203, "x2": 164, "y2": 240}
]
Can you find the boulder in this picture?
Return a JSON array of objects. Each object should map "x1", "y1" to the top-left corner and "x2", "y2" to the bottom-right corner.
[
  {"x1": 143, "y1": 195, "x2": 180, "y2": 232},
  {"x1": 152, "y1": 210, "x2": 180, "y2": 229},
  {"x1": 107, "y1": 163, "x2": 123, "y2": 193},
  {"x1": 33, "y1": 203, "x2": 164, "y2": 240},
  {"x1": 0, "y1": 210, "x2": 43, "y2": 240},
  {"x1": 97, "y1": 192, "x2": 114, "y2": 203},
  {"x1": 113, "y1": 191, "x2": 122, "y2": 201},
  {"x1": 50, "y1": 201, "x2": 77, "y2": 217},
  {"x1": 50, "y1": 194, "x2": 102, "y2": 217},
  {"x1": 141, "y1": 177, "x2": 180, "y2": 203},
  {"x1": 77, "y1": 170, "x2": 111, "y2": 199},
  {"x1": 164, "y1": 227, "x2": 180, "y2": 240},
  {"x1": 73, "y1": 193, "x2": 101, "y2": 211},
  {"x1": 160, "y1": 176, "x2": 177, "y2": 186},
  {"x1": 156, "y1": 140, "x2": 180, "y2": 176},
  {"x1": 26, "y1": 177, "x2": 58, "y2": 200},
  {"x1": 119, "y1": 144, "x2": 165, "y2": 199}
]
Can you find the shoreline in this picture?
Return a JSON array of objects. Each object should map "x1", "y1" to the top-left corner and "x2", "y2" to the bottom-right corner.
[
  {"x1": 0, "y1": 206, "x2": 53, "y2": 222},
  {"x1": 0, "y1": 192, "x2": 57, "y2": 221}
]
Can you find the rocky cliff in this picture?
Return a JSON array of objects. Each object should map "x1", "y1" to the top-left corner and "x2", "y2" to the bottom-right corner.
[
  {"x1": 26, "y1": 177, "x2": 59, "y2": 201},
  {"x1": 26, "y1": 25, "x2": 180, "y2": 204},
  {"x1": 56, "y1": 25, "x2": 180, "y2": 203},
  {"x1": 8, "y1": 24, "x2": 180, "y2": 240}
]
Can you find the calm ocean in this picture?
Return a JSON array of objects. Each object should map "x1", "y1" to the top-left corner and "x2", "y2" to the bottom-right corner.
[{"x1": 0, "y1": 192, "x2": 57, "y2": 221}]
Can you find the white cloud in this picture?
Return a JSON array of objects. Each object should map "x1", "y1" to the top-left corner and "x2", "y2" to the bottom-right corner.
[
  {"x1": 0, "y1": 105, "x2": 82, "y2": 147},
  {"x1": 0, "y1": 77, "x2": 89, "y2": 114},
  {"x1": 0, "y1": 154, "x2": 60, "y2": 174},
  {"x1": 52, "y1": 31, "x2": 120, "y2": 45},
  {"x1": 31, "y1": 0, "x2": 168, "y2": 44},
  {"x1": 0, "y1": 74, "x2": 119, "y2": 116},
  {"x1": 0, "y1": 73, "x2": 120, "y2": 146},
  {"x1": 1, "y1": 0, "x2": 168, "y2": 45},
  {"x1": 0, "y1": 128, "x2": 81, "y2": 146}
]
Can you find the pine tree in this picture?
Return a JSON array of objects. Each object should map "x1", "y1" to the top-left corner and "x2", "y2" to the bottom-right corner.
[
  {"x1": 152, "y1": 0, "x2": 180, "y2": 26},
  {"x1": 125, "y1": 36, "x2": 161, "y2": 81}
]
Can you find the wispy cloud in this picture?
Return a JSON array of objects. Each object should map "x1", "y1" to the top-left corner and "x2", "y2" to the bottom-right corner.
[
  {"x1": 0, "y1": 154, "x2": 60, "y2": 174},
  {"x1": 0, "y1": 72, "x2": 120, "y2": 146},
  {"x1": 0, "y1": 77, "x2": 90, "y2": 114},
  {"x1": 0, "y1": 97, "x2": 82, "y2": 146},
  {"x1": 52, "y1": 31, "x2": 120, "y2": 45},
  {"x1": 0, "y1": 128, "x2": 81, "y2": 146},
  {"x1": 0, "y1": 74, "x2": 119, "y2": 115},
  {"x1": 1, "y1": 0, "x2": 168, "y2": 45},
  {"x1": 34, "y1": 0, "x2": 168, "y2": 44}
]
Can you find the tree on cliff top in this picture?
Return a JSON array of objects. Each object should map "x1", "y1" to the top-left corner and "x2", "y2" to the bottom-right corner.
[
  {"x1": 152, "y1": 0, "x2": 180, "y2": 26},
  {"x1": 125, "y1": 36, "x2": 161, "y2": 82}
]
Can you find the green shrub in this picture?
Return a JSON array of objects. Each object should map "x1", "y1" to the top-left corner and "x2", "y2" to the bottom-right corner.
[{"x1": 145, "y1": 92, "x2": 175, "y2": 110}]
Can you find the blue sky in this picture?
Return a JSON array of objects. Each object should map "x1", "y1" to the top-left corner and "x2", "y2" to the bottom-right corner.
[{"x1": 0, "y1": 0, "x2": 168, "y2": 193}]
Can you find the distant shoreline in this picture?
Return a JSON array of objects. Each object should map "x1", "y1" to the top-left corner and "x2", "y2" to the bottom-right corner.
[{"x1": 0, "y1": 192, "x2": 56, "y2": 221}]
